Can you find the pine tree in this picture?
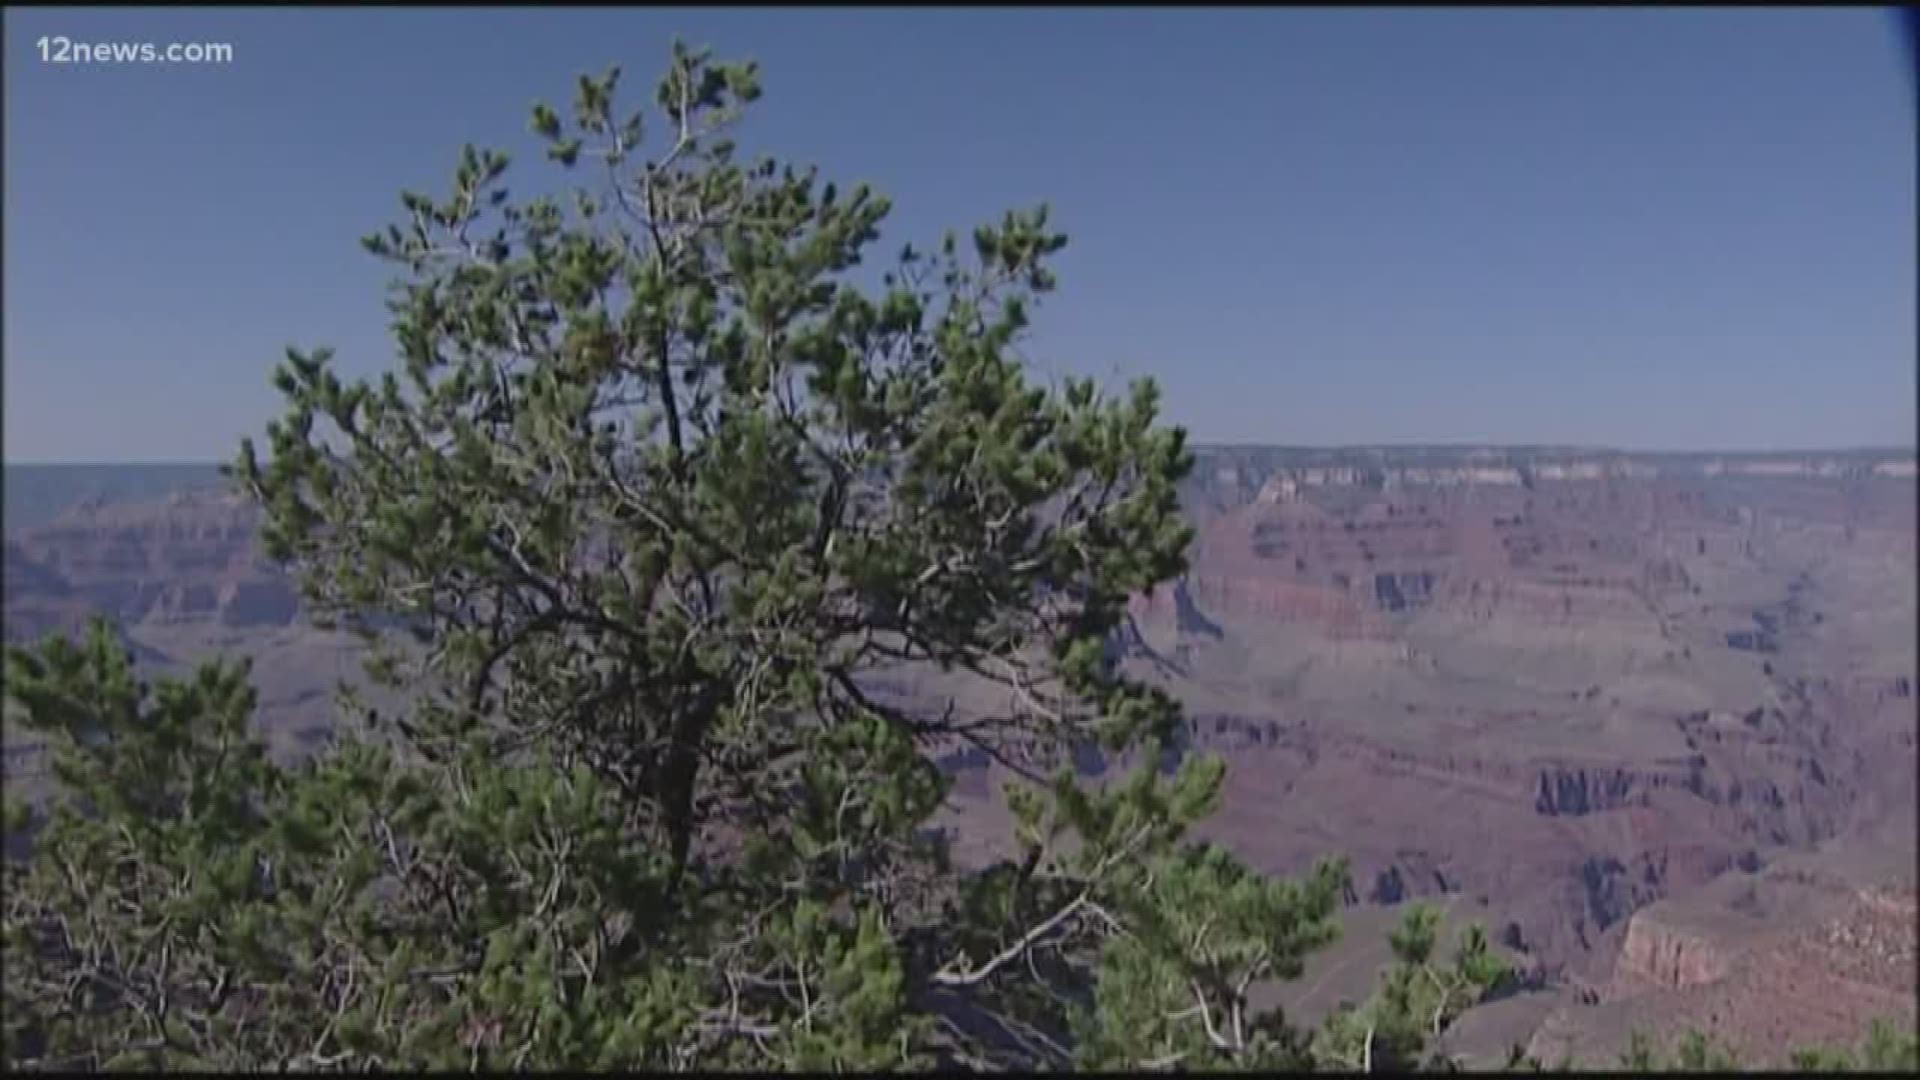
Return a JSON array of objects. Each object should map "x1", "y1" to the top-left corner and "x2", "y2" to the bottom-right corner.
[
  {"x1": 1311, "y1": 903, "x2": 1511, "y2": 1071},
  {"x1": 7, "y1": 43, "x2": 1363, "y2": 1070}
]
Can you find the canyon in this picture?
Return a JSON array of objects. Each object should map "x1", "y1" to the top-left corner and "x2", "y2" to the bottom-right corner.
[{"x1": 3, "y1": 447, "x2": 1915, "y2": 1063}]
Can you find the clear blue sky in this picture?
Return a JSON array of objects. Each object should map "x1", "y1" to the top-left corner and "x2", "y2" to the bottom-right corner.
[{"x1": 5, "y1": 7, "x2": 1914, "y2": 462}]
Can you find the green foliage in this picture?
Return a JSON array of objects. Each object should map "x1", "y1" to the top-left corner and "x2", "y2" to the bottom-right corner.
[
  {"x1": 3, "y1": 619, "x2": 711, "y2": 1069},
  {"x1": 1311, "y1": 903, "x2": 1512, "y2": 1071},
  {"x1": 1787, "y1": 1020, "x2": 1920, "y2": 1073},
  {"x1": 1500, "y1": 1019, "x2": 1920, "y2": 1073},
  {"x1": 1617, "y1": 1030, "x2": 1661, "y2": 1071},
  {"x1": 1676, "y1": 1029, "x2": 1740, "y2": 1070},
  {"x1": 3, "y1": 42, "x2": 1361, "y2": 1072},
  {"x1": 1072, "y1": 840, "x2": 1346, "y2": 1070}
]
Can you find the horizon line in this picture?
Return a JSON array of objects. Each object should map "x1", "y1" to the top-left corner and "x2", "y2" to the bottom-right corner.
[{"x1": 7, "y1": 444, "x2": 1918, "y2": 468}]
